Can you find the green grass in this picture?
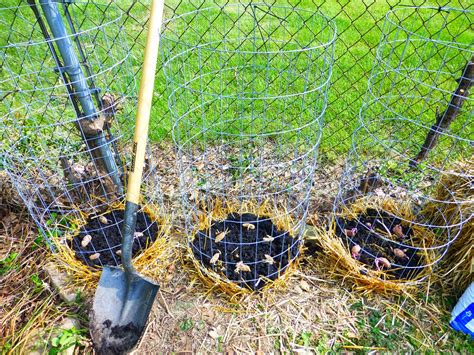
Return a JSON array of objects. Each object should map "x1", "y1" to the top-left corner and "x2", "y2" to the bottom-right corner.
[
  {"x1": 148, "y1": 0, "x2": 472, "y2": 156},
  {"x1": 1, "y1": 0, "x2": 471, "y2": 170}
]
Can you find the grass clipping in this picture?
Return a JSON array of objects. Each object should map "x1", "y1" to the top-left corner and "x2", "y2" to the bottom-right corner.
[
  {"x1": 315, "y1": 196, "x2": 437, "y2": 295},
  {"x1": 424, "y1": 157, "x2": 473, "y2": 291},
  {"x1": 48, "y1": 200, "x2": 174, "y2": 294},
  {"x1": 187, "y1": 198, "x2": 302, "y2": 298}
]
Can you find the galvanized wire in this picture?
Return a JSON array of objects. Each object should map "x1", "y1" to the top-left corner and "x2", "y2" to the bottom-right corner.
[
  {"x1": 0, "y1": 1, "x2": 163, "y2": 268},
  {"x1": 162, "y1": 3, "x2": 335, "y2": 290},
  {"x1": 334, "y1": 6, "x2": 473, "y2": 281},
  {"x1": 2, "y1": 0, "x2": 466, "y2": 204}
]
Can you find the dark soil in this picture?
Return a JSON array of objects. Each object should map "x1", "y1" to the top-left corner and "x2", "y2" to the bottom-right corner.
[
  {"x1": 335, "y1": 208, "x2": 423, "y2": 279},
  {"x1": 192, "y1": 213, "x2": 301, "y2": 290},
  {"x1": 70, "y1": 209, "x2": 158, "y2": 267},
  {"x1": 93, "y1": 319, "x2": 141, "y2": 355}
]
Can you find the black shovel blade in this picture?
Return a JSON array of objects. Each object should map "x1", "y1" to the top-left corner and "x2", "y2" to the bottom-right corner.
[{"x1": 90, "y1": 266, "x2": 159, "y2": 355}]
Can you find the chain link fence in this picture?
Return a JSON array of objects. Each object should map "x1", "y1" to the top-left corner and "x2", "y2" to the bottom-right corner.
[
  {"x1": 3, "y1": 0, "x2": 471, "y2": 189},
  {"x1": 113, "y1": 0, "x2": 472, "y2": 157}
]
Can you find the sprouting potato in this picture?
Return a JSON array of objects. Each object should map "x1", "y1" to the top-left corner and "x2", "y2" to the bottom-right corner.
[
  {"x1": 393, "y1": 248, "x2": 408, "y2": 259},
  {"x1": 263, "y1": 254, "x2": 275, "y2": 265},
  {"x1": 242, "y1": 223, "x2": 255, "y2": 230},
  {"x1": 235, "y1": 261, "x2": 251, "y2": 273},
  {"x1": 374, "y1": 257, "x2": 391, "y2": 270},
  {"x1": 210, "y1": 252, "x2": 220, "y2": 264},
  {"x1": 215, "y1": 230, "x2": 227, "y2": 243},
  {"x1": 89, "y1": 252, "x2": 100, "y2": 260},
  {"x1": 81, "y1": 234, "x2": 92, "y2": 247}
]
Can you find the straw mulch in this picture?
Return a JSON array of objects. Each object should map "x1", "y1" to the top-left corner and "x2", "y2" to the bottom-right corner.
[
  {"x1": 424, "y1": 157, "x2": 473, "y2": 293},
  {"x1": 309, "y1": 196, "x2": 437, "y2": 295}
]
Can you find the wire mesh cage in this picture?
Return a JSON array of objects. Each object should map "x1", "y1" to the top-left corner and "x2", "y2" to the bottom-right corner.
[
  {"x1": 332, "y1": 6, "x2": 473, "y2": 287},
  {"x1": 162, "y1": 4, "x2": 336, "y2": 291},
  {"x1": 0, "y1": 1, "x2": 169, "y2": 276}
]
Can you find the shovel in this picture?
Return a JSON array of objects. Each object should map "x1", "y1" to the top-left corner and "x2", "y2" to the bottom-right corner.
[{"x1": 90, "y1": 0, "x2": 165, "y2": 353}]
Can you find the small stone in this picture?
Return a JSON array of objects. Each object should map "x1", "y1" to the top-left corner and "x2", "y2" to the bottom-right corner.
[
  {"x1": 43, "y1": 262, "x2": 78, "y2": 304},
  {"x1": 208, "y1": 329, "x2": 219, "y2": 340},
  {"x1": 99, "y1": 215, "x2": 109, "y2": 224},
  {"x1": 60, "y1": 317, "x2": 80, "y2": 330}
]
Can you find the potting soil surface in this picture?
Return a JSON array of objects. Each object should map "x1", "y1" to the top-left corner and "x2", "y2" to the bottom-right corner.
[
  {"x1": 335, "y1": 208, "x2": 423, "y2": 279},
  {"x1": 192, "y1": 213, "x2": 300, "y2": 290},
  {"x1": 70, "y1": 209, "x2": 158, "y2": 267}
]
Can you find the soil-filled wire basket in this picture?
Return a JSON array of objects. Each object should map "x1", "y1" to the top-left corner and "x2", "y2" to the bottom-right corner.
[
  {"x1": 162, "y1": 4, "x2": 336, "y2": 293},
  {"x1": 0, "y1": 2, "x2": 171, "y2": 286},
  {"x1": 327, "y1": 7, "x2": 473, "y2": 293}
]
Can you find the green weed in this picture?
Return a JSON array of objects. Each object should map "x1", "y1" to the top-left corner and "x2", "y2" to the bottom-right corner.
[
  {"x1": 0, "y1": 252, "x2": 19, "y2": 276},
  {"x1": 48, "y1": 327, "x2": 86, "y2": 355},
  {"x1": 179, "y1": 318, "x2": 194, "y2": 332}
]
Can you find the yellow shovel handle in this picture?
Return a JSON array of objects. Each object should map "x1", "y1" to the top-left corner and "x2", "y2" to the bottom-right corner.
[{"x1": 127, "y1": 0, "x2": 165, "y2": 204}]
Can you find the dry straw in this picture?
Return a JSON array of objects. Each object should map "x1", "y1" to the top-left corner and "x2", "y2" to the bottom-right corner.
[{"x1": 424, "y1": 157, "x2": 473, "y2": 292}]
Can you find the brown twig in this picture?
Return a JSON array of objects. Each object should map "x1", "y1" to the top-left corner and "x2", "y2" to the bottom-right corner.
[{"x1": 410, "y1": 55, "x2": 473, "y2": 167}]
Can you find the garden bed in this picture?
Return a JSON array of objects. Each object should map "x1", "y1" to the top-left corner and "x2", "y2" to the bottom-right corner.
[
  {"x1": 335, "y1": 209, "x2": 423, "y2": 280},
  {"x1": 69, "y1": 209, "x2": 159, "y2": 267},
  {"x1": 192, "y1": 212, "x2": 300, "y2": 291}
]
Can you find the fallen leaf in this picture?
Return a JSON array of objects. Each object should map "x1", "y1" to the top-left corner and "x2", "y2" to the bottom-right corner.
[
  {"x1": 134, "y1": 232, "x2": 144, "y2": 238},
  {"x1": 115, "y1": 250, "x2": 122, "y2": 255}
]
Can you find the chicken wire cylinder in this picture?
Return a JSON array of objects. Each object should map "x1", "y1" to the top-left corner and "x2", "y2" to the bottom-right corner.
[
  {"x1": 333, "y1": 6, "x2": 472, "y2": 283},
  {"x1": 162, "y1": 4, "x2": 335, "y2": 291},
  {"x1": 361, "y1": 6, "x2": 473, "y2": 199},
  {"x1": 0, "y1": 2, "x2": 165, "y2": 269}
]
